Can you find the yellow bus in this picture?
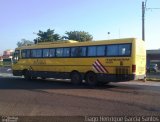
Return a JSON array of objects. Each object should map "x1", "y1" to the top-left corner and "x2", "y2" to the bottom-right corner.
[{"x1": 12, "y1": 38, "x2": 146, "y2": 86}]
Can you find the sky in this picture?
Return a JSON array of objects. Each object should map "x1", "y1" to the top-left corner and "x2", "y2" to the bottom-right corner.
[{"x1": 0, "y1": 0, "x2": 160, "y2": 54}]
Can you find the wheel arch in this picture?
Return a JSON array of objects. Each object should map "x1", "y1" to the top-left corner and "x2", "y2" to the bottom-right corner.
[
  {"x1": 70, "y1": 70, "x2": 81, "y2": 77},
  {"x1": 84, "y1": 70, "x2": 96, "y2": 80},
  {"x1": 70, "y1": 70, "x2": 83, "y2": 85},
  {"x1": 22, "y1": 69, "x2": 28, "y2": 75}
]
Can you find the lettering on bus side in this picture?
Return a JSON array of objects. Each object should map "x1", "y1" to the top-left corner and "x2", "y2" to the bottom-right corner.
[
  {"x1": 33, "y1": 59, "x2": 46, "y2": 65},
  {"x1": 105, "y1": 58, "x2": 130, "y2": 64}
]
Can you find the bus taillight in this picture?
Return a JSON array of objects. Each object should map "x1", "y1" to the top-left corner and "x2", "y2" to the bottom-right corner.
[{"x1": 132, "y1": 65, "x2": 136, "y2": 73}]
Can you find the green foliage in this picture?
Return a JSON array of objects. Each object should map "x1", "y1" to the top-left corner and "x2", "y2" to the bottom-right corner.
[
  {"x1": 0, "y1": 61, "x2": 3, "y2": 67},
  {"x1": 18, "y1": 29, "x2": 94, "y2": 45},
  {"x1": 34, "y1": 29, "x2": 61, "y2": 44},
  {"x1": 64, "y1": 31, "x2": 93, "y2": 42},
  {"x1": 17, "y1": 39, "x2": 34, "y2": 47}
]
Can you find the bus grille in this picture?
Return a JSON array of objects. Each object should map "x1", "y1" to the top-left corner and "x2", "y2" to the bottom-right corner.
[
  {"x1": 116, "y1": 67, "x2": 129, "y2": 74},
  {"x1": 116, "y1": 67, "x2": 130, "y2": 81}
]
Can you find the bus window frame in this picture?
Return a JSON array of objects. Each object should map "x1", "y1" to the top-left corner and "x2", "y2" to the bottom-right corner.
[{"x1": 18, "y1": 43, "x2": 132, "y2": 59}]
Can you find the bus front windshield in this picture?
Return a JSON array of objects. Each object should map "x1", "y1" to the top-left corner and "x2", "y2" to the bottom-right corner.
[{"x1": 13, "y1": 50, "x2": 20, "y2": 63}]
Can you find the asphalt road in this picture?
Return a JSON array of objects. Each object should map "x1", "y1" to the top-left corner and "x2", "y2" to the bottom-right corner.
[
  {"x1": 0, "y1": 67, "x2": 160, "y2": 121},
  {"x1": 0, "y1": 77, "x2": 160, "y2": 116}
]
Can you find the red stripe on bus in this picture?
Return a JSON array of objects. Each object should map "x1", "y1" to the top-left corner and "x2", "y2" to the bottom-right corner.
[
  {"x1": 95, "y1": 61, "x2": 105, "y2": 73},
  {"x1": 92, "y1": 64, "x2": 101, "y2": 73},
  {"x1": 96, "y1": 59, "x2": 109, "y2": 73}
]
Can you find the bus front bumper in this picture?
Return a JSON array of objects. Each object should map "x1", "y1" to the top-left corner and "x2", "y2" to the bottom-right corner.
[{"x1": 12, "y1": 70, "x2": 23, "y2": 76}]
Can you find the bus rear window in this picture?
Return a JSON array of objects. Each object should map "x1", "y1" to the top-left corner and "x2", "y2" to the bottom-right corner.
[
  {"x1": 119, "y1": 44, "x2": 131, "y2": 56},
  {"x1": 106, "y1": 44, "x2": 131, "y2": 57}
]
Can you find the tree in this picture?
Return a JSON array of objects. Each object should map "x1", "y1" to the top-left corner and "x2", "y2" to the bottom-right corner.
[
  {"x1": 17, "y1": 39, "x2": 34, "y2": 47},
  {"x1": 34, "y1": 29, "x2": 61, "y2": 44},
  {"x1": 64, "y1": 31, "x2": 93, "y2": 42}
]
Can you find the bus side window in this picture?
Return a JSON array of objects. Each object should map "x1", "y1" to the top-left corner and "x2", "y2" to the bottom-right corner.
[
  {"x1": 71, "y1": 47, "x2": 78, "y2": 57},
  {"x1": 56, "y1": 48, "x2": 63, "y2": 57},
  {"x1": 31, "y1": 49, "x2": 42, "y2": 58},
  {"x1": 43, "y1": 49, "x2": 49, "y2": 57},
  {"x1": 21, "y1": 50, "x2": 26, "y2": 58},
  {"x1": 63, "y1": 48, "x2": 70, "y2": 57},
  {"x1": 106, "y1": 45, "x2": 119, "y2": 56},
  {"x1": 21, "y1": 50, "x2": 30, "y2": 58},
  {"x1": 78, "y1": 47, "x2": 86, "y2": 57},
  {"x1": 49, "y1": 49, "x2": 55, "y2": 57},
  {"x1": 87, "y1": 46, "x2": 96, "y2": 56},
  {"x1": 36, "y1": 49, "x2": 42, "y2": 58},
  {"x1": 31, "y1": 50, "x2": 36, "y2": 58},
  {"x1": 26, "y1": 50, "x2": 31, "y2": 58},
  {"x1": 97, "y1": 46, "x2": 105, "y2": 56}
]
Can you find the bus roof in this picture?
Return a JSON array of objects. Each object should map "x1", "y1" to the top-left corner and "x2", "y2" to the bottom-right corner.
[{"x1": 15, "y1": 38, "x2": 139, "y2": 50}]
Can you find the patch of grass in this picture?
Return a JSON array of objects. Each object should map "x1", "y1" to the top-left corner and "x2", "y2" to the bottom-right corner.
[
  {"x1": 146, "y1": 78, "x2": 160, "y2": 82},
  {"x1": 0, "y1": 61, "x2": 3, "y2": 67}
]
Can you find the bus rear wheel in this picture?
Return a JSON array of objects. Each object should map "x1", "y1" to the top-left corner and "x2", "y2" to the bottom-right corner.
[
  {"x1": 70, "y1": 71, "x2": 82, "y2": 85},
  {"x1": 86, "y1": 72, "x2": 98, "y2": 86}
]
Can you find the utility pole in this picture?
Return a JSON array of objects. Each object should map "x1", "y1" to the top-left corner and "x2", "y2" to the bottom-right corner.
[
  {"x1": 142, "y1": 1, "x2": 145, "y2": 41},
  {"x1": 142, "y1": 0, "x2": 160, "y2": 42}
]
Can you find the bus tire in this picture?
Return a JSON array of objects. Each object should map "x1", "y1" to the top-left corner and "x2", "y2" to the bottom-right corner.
[
  {"x1": 41, "y1": 77, "x2": 46, "y2": 80},
  {"x1": 32, "y1": 77, "x2": 37, "y2": 80},
  {"x1": 23, "y1": 70, "x2": 31, "y2": 80},
  {"x1": 70, "y1": 71, "x2": 82, "y2": 85},
  {"x1": 86, "y1": 72, "x2": 98, "y2": 86},
  {"x1": 98, "y1": 82, "x2": 108, "y2": 86}
]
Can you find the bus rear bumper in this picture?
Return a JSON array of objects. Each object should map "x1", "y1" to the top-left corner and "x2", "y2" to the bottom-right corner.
[
  {"x1": 134, "y1": 74, "x2": 146, "y2": 80},
  {"x1": 97, "y1": 73, "x2": 146, "y2": 83}
]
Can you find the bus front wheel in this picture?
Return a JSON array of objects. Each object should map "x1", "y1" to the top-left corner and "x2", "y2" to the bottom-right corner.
[
  {"x1": 70, "y1": 71, "x2": 82, "y2": 85},
  {"x1": 23, "y1": 70, "x2": 31, "y2": 80},
  {"x1": 86, "y1": 72, "x2": 98, "y2": 86}
]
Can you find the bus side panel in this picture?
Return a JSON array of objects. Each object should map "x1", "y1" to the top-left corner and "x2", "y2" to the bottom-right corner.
[{"x1": 13, "y1": 57, "x2": 134, "y2": 82}]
